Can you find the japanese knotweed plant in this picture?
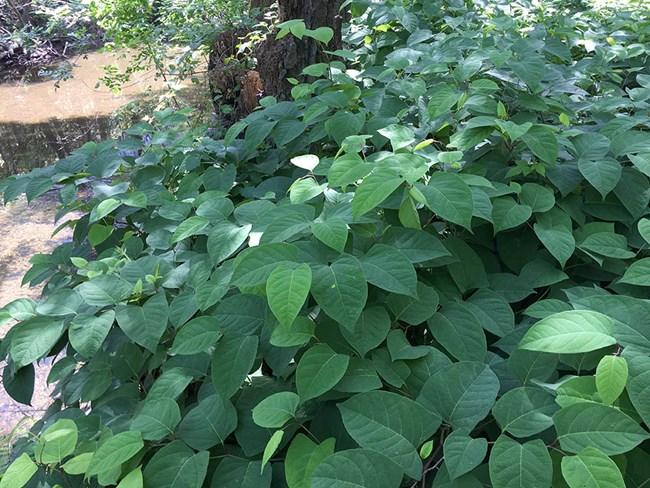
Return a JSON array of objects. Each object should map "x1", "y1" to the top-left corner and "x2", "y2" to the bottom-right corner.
[{"x1": 2, "y1": 0, "x2": 650, "y2": 487}]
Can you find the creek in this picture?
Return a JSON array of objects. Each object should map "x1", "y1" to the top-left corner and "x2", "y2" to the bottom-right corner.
[{"x1": 0, "y1": 51, "x2": 167, "y2": 177}]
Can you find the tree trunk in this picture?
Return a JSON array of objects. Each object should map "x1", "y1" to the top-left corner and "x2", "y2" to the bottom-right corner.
[{"x1": 256, "y1": 0, "x2": 345, "y2": 100}]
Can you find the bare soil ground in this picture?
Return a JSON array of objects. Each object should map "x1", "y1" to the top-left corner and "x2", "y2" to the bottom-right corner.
[{"x1": 0, "y1": 191, "x2": 75, "y2": 436}]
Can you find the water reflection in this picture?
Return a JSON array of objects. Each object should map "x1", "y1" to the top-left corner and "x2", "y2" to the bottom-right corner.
[
  {"x1": 0, "y1": 51, "x2": 164, "y2": 176},
  {"x1": 0, "y1": 117, "x2": 115, "y2": 177}
]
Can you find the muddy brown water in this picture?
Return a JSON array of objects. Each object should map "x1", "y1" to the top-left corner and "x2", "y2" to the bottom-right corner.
[
  {"x1": 0, "y1": 51, "x2": 168, "y2": 438},
  {"x1": 0, "y1": 50, "x2": 165, "y2": 177}
]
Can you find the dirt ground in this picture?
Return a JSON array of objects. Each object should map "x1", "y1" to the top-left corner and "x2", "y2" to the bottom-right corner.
[{"x1": 0, "y1": 191, "x2": 75, "y2": 436}]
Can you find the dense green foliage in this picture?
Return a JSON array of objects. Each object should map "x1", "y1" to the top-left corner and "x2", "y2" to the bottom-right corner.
[
  {"x1": 0, "y1": 0, "x2": 101, "y2": 78},
  {"x1": 88, "y1": 0, "x2": 253, "y2": 91},
  {"x1": 3, "y1": 0, "x2": 650, "y2": 486}
]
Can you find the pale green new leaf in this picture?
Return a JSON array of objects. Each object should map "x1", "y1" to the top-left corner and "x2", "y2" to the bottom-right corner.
[
  {"x1": 518, "y1": 310, "x2": 616, "y2": 353},
  {"x1": 0, "y1": 453, "x2": 38, "y2": 488},
  {"x1": 561, "y1": 447, "x2": 625, "y2": 488},
  {"x1": 595, "y1": 356, "x2": 628, "y2": 405},
  {"x1": 34, "y1": 419, "x2": 78, "y2": 465},
  {"x1": 620, "y1": 258, "x2": 650, "y2": 286},
  {"x1": 262, "y1": 430, "x2": 284, "y2": 472}
]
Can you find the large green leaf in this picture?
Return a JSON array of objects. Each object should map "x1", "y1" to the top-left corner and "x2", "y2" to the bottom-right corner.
[
  {"x1": 360, "y1": 244, "x2": 417, "y2": 297},
  {"x1": 578, "y1": 159, "x2": 622, "y2": 198},
  {"x1": 171, "y1": 216, "x2": 209, "y2": 243},
  {"x1": 488, "y1": 436, "x2": 552, "y2": 488},
  {"x1": 77, "y1": 275, "x2": 133, "y2": 306},
  {"x1": 415, "y1": 172, "x2": 473, "y2": 230},
  {"x1": 427, "y1": 302, "x2": 487, "y2": 362},
  {"x1": 328, "y1": 153, "x2": 373, "y2": 188},
  {"x1": 285, "y1": 435, "x2": 335, "y2": 488},
  {"x1": 339, "y1": 306, "x2": 391, "y2": 357},
  {"x1": 553, "y1": 403, "x2": 649, "y2": 455},
  {"x1": 492, "y1": 197, "x2": 532, "y2": 233},
  {"x1": 311, "y1": 449, "x2": 403, "y2": 488},
  {"x1": 352, "y1": 168, "x2": 405, "y2": 218},
  {"x1": 267, "y1": 264, "x2": 312, "y2": 327},
  {"x1": 620, "y1": 258, "x2": 650, "y2": 286},
  {"x1": 520, "y1": 125, "x2": 558, "y2": 164},
  {"x1": 382, "y1": 227, "x2": 452, "y2": 263},
  {"x1": 131, "y1": 399, "x2": 181, "y2": 441},
  {"x1": 214, "y1": 294, "x2": 266, "y2": 336},
  {"x1": 492, "y1": 387, "x2": 559, "y2": 438},
  {"x1": 311, "y1": 254, "x2": 367, "y2": 329},
  {"x1": 115, "y1": 292, "x2": 168, "y2": 352},
  {"x1": 387, "y1": 282, "x2": 439, "y2": 326},
  {"x1": 142, "y1": 441, "x2": 209, "y2": 488},
  {"x1": 443, "y1": 432, "x2": 487, "y2": 480},
  {"x1": 232, "y1": 243, "x2": 298, "y2": 287},
  {"x1": 561, "y1": 447, "x2": 625, "y2": 488},
  {"x1": 627, "y1": 362, "x2": 650, "y2": 427},
  {"x1": 87, "y1": 432, "x2": 144, "y2": 476},
  {"x1": 177, "y1": 394, "x2": 238, "y2": 450},
  {"x1": 311, "y1": 217, "x2": 348, "y2": 253},
  {"x1": 339, "y1": 390, "x2": 440, "y2": 478},
  {"x1": 296, "y1": 344, "x2": 349, "y2": 401},
  {"x1": 207, "y1": 222, "x2": 251, "y2": 264},
  {"x1": 170, "y1": 316, "x2": 221, "y2": 355},
  {"x1": 534, "y1": 222, "x2": 575, "y2": 268},
  {"x1": 518, "y1": 310, "x2": 616, "y2": 353},
  {"x1": 10, "y1": 317, "x2": 64, "y2": 368},
  {"x1": 252, "y1": 392, "x2": 300, "y2": 428},
  {"x1": 147, "y1": 368, "x2": 193, "y2": 402},
  {"x1": 418, "y1": 362, "x2": 499, "y2": 433},
  {"x1": 210, "y1": 458, "x2": 271, "y2": 488},
  {"x1": 211, "y1": 335, "x2": 258, "y2": 399},
  {"x1": 69, "y1": 310, "x2": 115, "y2": 358}
]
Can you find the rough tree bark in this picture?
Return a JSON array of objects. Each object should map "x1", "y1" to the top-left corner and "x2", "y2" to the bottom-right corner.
[{"x1": 256, "y1": 0, "x2": 345, "y2": 100}]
